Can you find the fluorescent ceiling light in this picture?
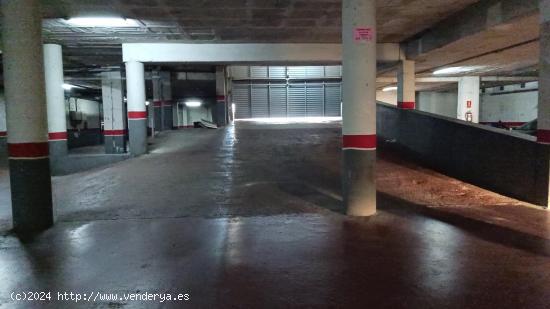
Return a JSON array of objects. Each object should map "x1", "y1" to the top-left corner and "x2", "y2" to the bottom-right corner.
[
  {"x1": 382, "y1": 86, "x2": 398, "y2": 92},
  {"x1": 66, "y1": 17, "x2": 139, "y2": 27},
  {"x1": 433, "y1": 66, "x2": 476, "y2": 75},
  {"x1": 62, "y1": 83, "x2": 79, "y2": 90},
  {"x1": 185, "y1": 100, "x2": 202, "y2": 107}
]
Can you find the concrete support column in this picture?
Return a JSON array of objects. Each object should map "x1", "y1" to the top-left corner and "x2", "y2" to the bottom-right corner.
[
  {"x1": 0, "y1": 96, "x2": 6, "y2": 150},
  {"x1": 2, "y1": 0, "x2": 54, "y2": 232},
  {"x1": 457, "y1": 76, "x2": 480, "y2": 123},
  {"x1": 161, "y1": 71, "x2": 173, "y2": 130},
  {"x1": 342, "y1": 0, "x2": 377, "y2": 216},
  {"x1": 538, "y1": 0, "x2": 550, "y2": 142},
  {"x1": 125, "y1": 61, "x2": 147, "y2": 156},
  {"x1": 101, "y1": 71, "x2": 127, "y2": 154},
  {"x1": 152, "y1": 70, "x2": 162, "y2": 133},
  {"x1": 215, "y1": 66, "x2": 228, "y2": 127},
  {"x1": 397, "y1": 60, "x2": 416, "y2": 109},
  {"x1": 44, "y1": 44, "x2": 68, "y2": 160}
]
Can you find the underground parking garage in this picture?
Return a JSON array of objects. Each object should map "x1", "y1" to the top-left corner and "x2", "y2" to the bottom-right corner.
[{"x1": 1, "y1": 0, "x2": 550, "y2": 307}]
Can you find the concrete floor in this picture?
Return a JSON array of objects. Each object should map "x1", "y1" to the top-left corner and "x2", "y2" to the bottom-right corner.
[{"x1": 1, "y1": 121, "x2": 550, "y2": 308}]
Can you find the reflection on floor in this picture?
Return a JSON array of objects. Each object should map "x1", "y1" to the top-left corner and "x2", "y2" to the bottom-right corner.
[{"x1": 0, "y1": 121, "x2": 549, "y2": 308}]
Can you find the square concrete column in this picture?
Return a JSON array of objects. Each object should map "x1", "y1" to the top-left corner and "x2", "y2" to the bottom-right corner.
[
  {"x1": 397, "y1": 60, "x2": 416, "y2": 109},
  {"x1": 160, "y1": 71, "x2": 174, "y2": 130},
  {"x1": 2, "y1": 0, "x2": 54, "y2": 232},
  {"x1": 457, "y1": 76, "x2": 480, "y2": 123},
  {"x1": 342, "y1": 0, "x2": 377, "y2": 216},
  {"x1": 101, "y1": 71, "x2": 127, "y2": 154},
  {"x1": 44, "y1": 44, "x2": 68, "y2": 160},
  {"x1": 538, "y1": 0, "x2": 550, "y2": 142},
  {"x1": 126, "y1": 61, "x2": 147, "y2": 156},
  {"x1": 0, "y1": 95, "x2": 6, "y2": 150},
  {"x1": 215, "y1": 66, "x2": 228, "y2": 127}
]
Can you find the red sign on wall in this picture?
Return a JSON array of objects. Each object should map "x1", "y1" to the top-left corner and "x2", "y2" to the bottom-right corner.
[
  {"x1": 466, "y1": 100, "x2": 472, "y2": 108},
  {"x1": 354, "y1": 27, "x2": 374, "y2": 42}
]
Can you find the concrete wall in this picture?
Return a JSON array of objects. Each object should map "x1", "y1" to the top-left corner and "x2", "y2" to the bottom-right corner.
[
  {"x1": 376, "y1": 90, "x2": 397, "y2": 105},
  {"x1": 67, "y1": 97, "x2": 101, "y2": 130},
  {"x1": 416, "y1": 91, "x2": 458, "y2": 118},
  {"x1": 186, "y1": 106, "x2": 212, "y2": 125},
  {"x1": 377, "y1": 103, "x2": 550, "y2": 206},
  {"x1": 480, "y1": 83, "x2": 538, "y2": 125}
]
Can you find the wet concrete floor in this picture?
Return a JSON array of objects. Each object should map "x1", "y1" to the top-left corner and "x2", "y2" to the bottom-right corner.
[{"x1": 1, "y1": 121, "x2": 550, "y2": 308}]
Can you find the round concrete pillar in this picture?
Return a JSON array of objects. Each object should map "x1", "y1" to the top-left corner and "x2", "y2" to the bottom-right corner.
[
  {"x1": 342, "y1": 0, "x2": 377, "y2": 216},
  {"x1": 0, "y1": 96, "x2": 6, "y2": 150},
  {"x1": 126, "y1": 61, "x2": 147, "y2": 156},
  {"x1": 44, "y1": 44, "x2": 68, "y2": 159},
  {"x1": 2, "y1": 0, "x2": 54, "y2": 232}
]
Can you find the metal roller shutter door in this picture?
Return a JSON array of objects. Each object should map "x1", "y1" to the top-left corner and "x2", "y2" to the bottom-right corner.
[
  {"x1": 288, "y1": 84, "x2": 306, "y2": 117},
  {"x1": 269, "y1": 85, "x2": 287, "y2": 117},
  {"x1": 233, "y1": 84, "x2": 251, "y2": 119},
  {"x1": 250, "y1": 66, "x2": 268, "y2": 79},
  {"x1": 306, "y1": 83, "x2": 324, "y2": 117},
  {"x1": 250, "y1": 85, "x2": 269, "y2": 118},
  {"x1": 268, "y1": 66, "x2": 286, "y2": 79},
  {"x1": 325, "y1": 84, "x2": 342, "y2": 116}
]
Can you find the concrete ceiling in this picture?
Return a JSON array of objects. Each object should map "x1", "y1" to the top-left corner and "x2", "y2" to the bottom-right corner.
[
  {"x1": 1, "y1": 0, "x2": 538, "y2": 92},
  {"x1": 34, "y1": 0, "x2": 483, "y2": 68},
  {"x1": 40, "y1": 0, "x2": 481, "y2": 44}
]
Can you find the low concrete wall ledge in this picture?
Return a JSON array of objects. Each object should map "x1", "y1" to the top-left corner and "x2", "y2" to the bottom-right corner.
[{"x1": 377, "y1": 102, "x2": 550, "y2": 207}]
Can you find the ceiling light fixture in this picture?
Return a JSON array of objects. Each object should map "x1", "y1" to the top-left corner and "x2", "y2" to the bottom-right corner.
[
  {"x1": 66, "y1": 17, "x2": 139, "y2": 27},
  {"x1": 185, "y1": 100, "x2": 202, "y2": 108},
  {"x1": 62, "y1": 83, "x2": 80, "y2": 90},
  {"x1": 382, "y1": 86, "x2": 398, "y2": 92},
  {"x1": 433, "y1": 66, "x2": 476, "y2": 75}
]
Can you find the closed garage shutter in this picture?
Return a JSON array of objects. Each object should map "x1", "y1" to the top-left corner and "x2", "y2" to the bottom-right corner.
[
  {"x1": 288, "y1": 83, "x2": 306, "y2": 117},
  {"x1": 306, "y1": 83, "x2": 324, "y2": 117},
  {"x1": 269, "y1": 84, "x2": 287, "y2": 117},
  {"x1": 231, "y1": 66, "x2": 342, "y2": 119},
  {"x1": 269, "y1": 66, "x2": 286, "y2": 79},
  {"x1": 325, "y1": 83, "x2": 341, "y2": 117},
  {"x1": 233, "y1": 84, "x2": 251, "y2": 119},
  {"x1": 251, "y1": 85, "x2": 269, "y2": 118}
]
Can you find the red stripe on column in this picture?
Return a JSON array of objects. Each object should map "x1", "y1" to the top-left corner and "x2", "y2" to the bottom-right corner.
[
  {"x1": 104, "y1": 129, "x2": 127, "y2": 136},
  {"x1": 128, "y1": 111, "x2": 147, "y2": 120},
  {"x1": 153, "y1": 101, "x2": 162, "y2": 107},
  {"x1": 398, "y1": 101, "x2": 415, "y2": 109},
  {"x1": 0, "y1": 131, "x2": 6, "y2": 137},
  {"x1": 537, "y1": 130, "x2": 550, "y2": 143},
  {"x1": 48, "y1": 132, "x2": 67, "y2": 141},
  {"x1": 343, "y1": 135, "x2": 377, "y2": 150},
  {"x1": 8, "y1": 142, "x2": 49, "y2": 158},
  {"x1": 216, "y1": 95, "x2": 226, "y2": 101},
  {"x1": 163, "y1": 100, "x2": 173, "y2": 106}
]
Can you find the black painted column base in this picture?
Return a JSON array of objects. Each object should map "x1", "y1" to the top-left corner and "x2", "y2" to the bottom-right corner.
[
  {"x1": 163, "y1": 105, "x2": 173, "y2": 130},
  {"x1": 216, "y1": 102, "x2": 227, "y2": 127},
  {"x1": 49, "y1": 140, "x2": 68, "y2": 175},
  {"x1": 10, "y1": 158, "x2": 54, "y2": 232},
  {"x1": 154, "y1": 107, "x2": 162, "y2": 132},
  {"x1": 0, "y1": 138, "x2": 6, "y2": 154},
  {"x1": 48, "y1": 140, "x2": 68, "y2": 159},
  {"x1": 342, "y1": 149, "x2": 376, "y2": 216},
  {"x1": 128, "y1": 119, "x2": 147, "y2": 156}
]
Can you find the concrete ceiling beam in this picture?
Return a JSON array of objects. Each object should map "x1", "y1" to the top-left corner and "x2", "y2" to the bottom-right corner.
[
  {"x1": 405, "y1": 0, "x2": 538, "y2": 60},
  {"x1": 122, "y1": 43, "x2": 402, "y2": 64}
]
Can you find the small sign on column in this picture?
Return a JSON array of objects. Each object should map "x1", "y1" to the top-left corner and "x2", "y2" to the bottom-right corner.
[{"x1": 354, "y1": 27, "x2": 374, "y2": 43}]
